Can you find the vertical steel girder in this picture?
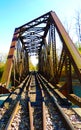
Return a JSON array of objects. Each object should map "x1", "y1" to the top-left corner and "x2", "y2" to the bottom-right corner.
[
  {"x1": 57, "y1": 48, "x2": 66, "y2": 81},
  {"x1": 39, "y1": 41, "x2": 47, "y2": 75},
  {"x1": 45, "y1": 28, "x2": 54, "y2": 79},
  {"x1": 51, "y1": 24, "x2": 57, "y2": 82},
  {"x1": 1, "y1": 29, "x2": 19, "y2": 87},
  {"x1": 43, "y1": 24, "x2": 58, "y2": 82},
  {"x1": 50, "y1": 11, "x2": 81, "y2": 83},
  {"x1": 1, "y1": 10, "x2": 81, "y2": 98},
  {"x1": 39, "y1": 11, "x2": 81, "y2": 96},
  {"x1": 65, "y1": 56, "x2": 73, "y2": 94},
  {"x1": 1, "y1": 29, "x2": 29, "y2": 88}
]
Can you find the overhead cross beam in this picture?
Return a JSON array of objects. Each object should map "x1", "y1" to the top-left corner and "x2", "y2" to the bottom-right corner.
[
  {"x1": 16, "y1": 12, "x2": 51, "y2": 56},
  {"x1": 1, "y1": 10, "x2": 81, "y2": 102},
  {"x1": 16, "y1": 11, "x2": 50, "y2": 34}
]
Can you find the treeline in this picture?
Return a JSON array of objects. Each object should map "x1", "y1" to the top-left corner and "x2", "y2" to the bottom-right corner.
[{"x1": 0, "y1": 63, "x2": 5, "y2": 81}]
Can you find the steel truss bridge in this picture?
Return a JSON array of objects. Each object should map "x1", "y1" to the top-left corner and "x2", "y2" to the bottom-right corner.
[{"x1": 0, "y1": 11, "x2": 81, "y2": 107}]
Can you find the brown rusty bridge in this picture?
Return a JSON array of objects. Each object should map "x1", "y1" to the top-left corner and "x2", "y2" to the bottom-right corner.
[{"x1": 0, "y1": 11, "x2": 81, "y2": 114}]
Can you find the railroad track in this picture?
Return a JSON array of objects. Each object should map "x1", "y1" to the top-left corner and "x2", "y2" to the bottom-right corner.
[
  {"x1": 0, "y1": 72, "x2": 81, "y2": 130},
  {"x1": 27, "y1": 73, "x2": 45, "y2": 130},
  {"x1": 0, "y1": 74, "x2": 31, "y2": 129},
  {"x1": 37, "y1": 73, "x2": 81, "y2": 130}
]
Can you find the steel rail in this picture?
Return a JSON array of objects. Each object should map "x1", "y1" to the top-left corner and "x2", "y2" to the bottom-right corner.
[
  {"x1": 4, "y1": 75, "x2": 31, "y2": 130},
  {"x1": 37, "y1": 74, "x2": 75, "y2": 130},
  {"x1": 39, "y1": 74, "x2": 81, "y2": 107},
  {"x1": 28, "y1": 98, "x2": 34, "y2": 130},
  {"x1": 36, "y1": 76, "x2": 46, "y2": 130},
  {"x1": 28, "y1": 81, "x2": 34, "y2": 130},
  {"x1": 5, "y1": 101, "x2": 20, "y2": 130}
]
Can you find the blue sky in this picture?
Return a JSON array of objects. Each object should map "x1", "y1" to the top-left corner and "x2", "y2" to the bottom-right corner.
[{"x1": 0, "y1": 0, "x2": 81, "y2": 53}]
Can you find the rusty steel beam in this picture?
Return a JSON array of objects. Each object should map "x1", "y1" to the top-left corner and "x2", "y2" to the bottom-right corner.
[
  {"x1": 0, "y1": 84, "x2": 10, "y2": 94},
  {"x1": 1, "y1": 29, "x2": 19, "y2": 88},
  {"x1": 57, "y1": 48, "x2": 66, "y2": 81},
  {"x1": 2, "y1": 9, "x2": 81, "y2": 100},
  {"x1": 68, "y1": 94, "x2": 81, "y2": 107},
  {"x1": 16, "y1": 11, "x2": 50, "y2": 34},
  {"x1": 50, "y1": 11, "x2": 81, "y2": 83},
  {"x1": 65, "y1": 56, "x2": 73, "y2": 94},
  {"x1": 43, "y1": 22, "x2": 50, "y2": 38},
  {"x1": 51, "y1": 24, "x2": 57, "y2": 82}
]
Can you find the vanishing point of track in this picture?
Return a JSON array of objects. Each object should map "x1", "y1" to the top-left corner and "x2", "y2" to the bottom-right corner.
[{"x1": 0, "y1": 72, "x2": 81, "y2": 130}]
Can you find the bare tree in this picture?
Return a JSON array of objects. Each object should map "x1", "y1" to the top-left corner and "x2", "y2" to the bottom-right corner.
[
  {"x1": 63, "y1": 17, "x2": 74, "y2": 41},
  {"x1": 75, "y1": 10, "x2": 81, "y2": 45},
  {"x1": 63, "y1": 18, "x2": 72, "y2": 34},
  {"x1": 0, "y1": 53, "x2": 7, "y2": 63}
]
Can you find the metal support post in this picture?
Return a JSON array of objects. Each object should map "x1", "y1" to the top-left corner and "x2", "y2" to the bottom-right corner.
[{"x1": 65, "y1": 55, "x2": 73, "y2": 94}]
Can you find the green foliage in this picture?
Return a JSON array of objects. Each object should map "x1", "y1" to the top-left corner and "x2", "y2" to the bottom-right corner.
[
  {"x1": 29, "y1": 60, "x2": 38, "y2": 71},
  {"x1": 75, "y1": 42, "x2": 81, "y2": 54},
  {"x1": 0, "y1": 63, "x2": 5, "y2": 81},
  {"x1": 78, "y1": 46, "x2": 81, "y2": 54}
]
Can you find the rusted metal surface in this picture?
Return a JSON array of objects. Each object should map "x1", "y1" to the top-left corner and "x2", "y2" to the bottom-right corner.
[
  {"x1": 1, "y1": 10, "x2": 81, "y2": 102},
  {"x1": 5, "y1": 101, "x2": 20, "y2": 130},
  {"x1": 17, "y1": 11, "x2": 50, "y2": 32},
  {"x1": 51, "y1": 24, "x2": 57, "y2": 82},
  {"x1": 28, "y1": 82, "x2": 34, "y2": 130},
  {"x1": 1, "y1": 30, "x2": 29, "y2": 88},
  {"x1": 1, "y1": 72, "x2": 81, "y2": 129},
  {"x1": 1, "y1": 75, "x2": 31, "y2": 130},
  {"x1": 68, "y1": 94, "x2": 81, "y2": 107},
  {"x1": 65, "y1": 56, "x2": 73, "y2": 94},
  {"x1": 0, "y1": 84, "x2": 10, "y2": 94},
  {"x1": 28, "y1": 99, "x2": 34, "y2": 130},
  {"x1": 1, "y1": 30, "x2": 19, "y2": 88},
  {"x1": 38, "y1": 73, "x2": 75, "y2": 130},
  {"x1": 57, "y1": 48, "x2": 66, "y2": 81},
  {"x1": 36, "y1": 76, "x2": 46, "y2": 130},
  {"x1": 50, "y1": 11, "x2": 81, "y2": 83},
  {"x1": 39, "y1": 73, "x2": 81, "y2": 110}
]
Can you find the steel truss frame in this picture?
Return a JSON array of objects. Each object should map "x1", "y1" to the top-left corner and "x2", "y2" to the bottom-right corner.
[{"x1": 1, "y1": 11, "x2": 81, "y2": 106}]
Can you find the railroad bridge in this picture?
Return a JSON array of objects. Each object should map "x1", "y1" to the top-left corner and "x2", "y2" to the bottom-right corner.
[{"x1": 0, "y1": 11, "x2": 81, "y2": 107}]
